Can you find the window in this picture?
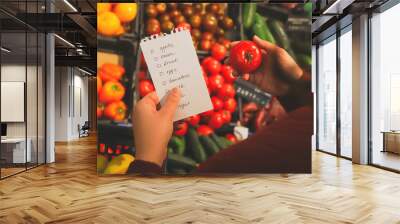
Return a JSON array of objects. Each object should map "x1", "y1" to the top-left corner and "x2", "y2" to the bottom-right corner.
[
  {"x1": 339, "y1": 27, "x2": 352, "y2": 158},
  {"x1": 317, "y1": 35, "x2": 337, "y2": 154},
  {"x1": 370, "y1": 3, "x2": 400, "y2": 171}
]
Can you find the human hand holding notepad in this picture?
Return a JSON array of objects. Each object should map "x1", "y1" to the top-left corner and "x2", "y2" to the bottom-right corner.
[{"x1": 140, "y1": 29, "x2": 212, "y2": 121}]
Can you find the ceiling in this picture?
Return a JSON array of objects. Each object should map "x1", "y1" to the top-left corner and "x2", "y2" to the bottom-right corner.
[
  {"x1": 0, "y1": 0, "x2": 96, "y2": 73},
  {"x1": 311, "y1": 0, "x2": 391, "y2": 42}
]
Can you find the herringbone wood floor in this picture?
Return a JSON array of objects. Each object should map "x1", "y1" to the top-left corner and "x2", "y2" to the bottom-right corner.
[{"x1": 1, "y1": 135, "x2": 400, "y2": 224}]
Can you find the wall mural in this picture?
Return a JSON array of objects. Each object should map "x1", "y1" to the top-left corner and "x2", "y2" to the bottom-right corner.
[{"x1": 97, "y1": 2, "x2": 312, "y2": 175}]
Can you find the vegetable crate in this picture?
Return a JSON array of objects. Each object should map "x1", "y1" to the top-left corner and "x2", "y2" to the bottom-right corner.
[{"x1": 97, "y1": 3, "x2": 141, "y2": 160}]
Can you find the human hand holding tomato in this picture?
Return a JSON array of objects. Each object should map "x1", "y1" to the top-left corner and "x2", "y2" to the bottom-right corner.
[
  {"x1": 230, "y1": 36, "x2": 303, "y2": 97},
  {"x1": 133, "y1": 88, "x2": 181, "y2": 166}
]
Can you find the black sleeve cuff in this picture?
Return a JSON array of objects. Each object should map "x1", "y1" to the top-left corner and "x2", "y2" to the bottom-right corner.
[{"x1": 127, "y1": 160, "x2": 163, "y2": 175}]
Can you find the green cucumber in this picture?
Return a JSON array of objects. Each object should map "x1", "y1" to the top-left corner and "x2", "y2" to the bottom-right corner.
[
  {"x1": 199, "y1": 135, "x2": 219, "y2": 156},
  {"x1": 211, "y1": 133, "x2": 228, "y2": 149},
  {"x1": 187, "y1": 128, "x2": 207, "y2": 163},
  {"x1": 169, "y1": 135, "x2": 185, "y2": 155},
  {"x1": 268, "y1": 20, "x2": 296, "y2": 60},
  {"x1": 167, "y1": 153, "x2": 197, "y2": 170},
  {"x1": 169, "y1": 169, "x2": 187, "y2": 175},
  {"x1": 253, "y1": 13, "x2": 276, "y2": 44},
  {"x1": 243, "y1": 3, "x2": 257, "y2": 30},
  {"x1": 219, "y1": 136, "x2": 233, "y2": 148},
  {"x1": 304, "y1": 3, "x2": 312, "y2": 17},
  {"x1": 297, "y1": 54, "x2": 312, "y2": 67},
  {"x1": 268, "y1": 20, "x2": 290, "y2": 50}
]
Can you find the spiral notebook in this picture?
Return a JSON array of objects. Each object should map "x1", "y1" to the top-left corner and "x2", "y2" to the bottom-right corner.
[{"x1": 140, "y1": 29, "x2": 212, "y2": 121}]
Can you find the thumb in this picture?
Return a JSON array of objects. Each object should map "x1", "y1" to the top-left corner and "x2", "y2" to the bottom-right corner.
[{"x1": 160, "y1": 88, "x2": 181, "y2": 119}]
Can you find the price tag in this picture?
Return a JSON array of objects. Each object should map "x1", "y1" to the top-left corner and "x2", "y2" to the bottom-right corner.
[{"x1": 234, "y1": 79, "x2": 272, "y2": 106}]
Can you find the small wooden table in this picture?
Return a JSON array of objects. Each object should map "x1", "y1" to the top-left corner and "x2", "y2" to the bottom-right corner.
[{"x1": 381, "y1": 131, "x2": 400, "y2": 154}]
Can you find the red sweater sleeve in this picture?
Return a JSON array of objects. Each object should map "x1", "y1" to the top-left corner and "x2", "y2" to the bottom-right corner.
[{"x1": 196, "y1": 106, "x2": 313, "y2": 173}]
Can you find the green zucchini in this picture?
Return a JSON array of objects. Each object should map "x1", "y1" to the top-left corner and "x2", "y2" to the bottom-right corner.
[
  {"x1": 167, "y1": 153, "x2": 197, "y2": 170},
  {"x1": 187, "y1": 128, "x2": 207, "y2": 163},
  {"x1": 243, "y1": 3, "x2": 257, "y2": 30},
  {"x1": 252, "y1": 13, "x2": 276, "y2": 44},
  {"x1": 169, "y1": 135, "x2": 185, "y2": 156},
  {"x1": 199, "y1": 135, "x2": 219, "y2": 156},
  {"x1": 268, "y1": 20, "x2": 290, "y2": 50}
]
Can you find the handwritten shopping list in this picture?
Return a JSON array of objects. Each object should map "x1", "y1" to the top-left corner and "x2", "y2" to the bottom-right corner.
[{"x1": 140, "y1": 29, "x2": 212, "y2": 121}]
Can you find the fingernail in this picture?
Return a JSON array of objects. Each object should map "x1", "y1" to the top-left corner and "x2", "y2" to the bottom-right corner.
[{"x1": 171, "y1": 87, "x2": 180, "y2": 96}]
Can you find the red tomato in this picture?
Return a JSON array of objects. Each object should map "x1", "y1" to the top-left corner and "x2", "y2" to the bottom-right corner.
[
  {"x1": 226, "y1": 133, "x2": 237, "y2": 143},
  {"x1": 204, "y1": 58, "x2": 221, "y2": 75},
  {"x1": 176, "y1": 22, "x2": 191, "y2": 31},
  {"x1": 224, "y1": 98, "x2": 237, "y2": 112},
  {"x1": 220, "y1": 65, "x2": 236, "y2": 83},
  {"x1": 218, "y1": 37, "x2": 231, "y2": 50},
  {"x1": 217, "y1": 83, "x2": 236, "y2": 100},
  {"x1": 97, "y1": 103, "x2": 104, "y2": 118},
  {"x1": 99, "y1": 81, "x2": 125, "y2": 104},
  {"x1": 140, "y1": 53, "x2": 147, "y2": 70},
  {"x1": 197, "y1": 125, "x2": 214, "y2": 136},
  {"x1": 97, "y1": 76, "x2": 102, "y2": 94},
  {"x1": 208, "y1": 112, "x2": 224, "y2": 129},
  {"x1": 138, "y1": 79, "x2": 155, "y2": 97},
  {"x1": 100, "y1": 63, "x2": 125, "y2": 82},
  {"x1": 202, "y1": 32, "x2": 213, "y2": 41},
  {"x1": 137, "y1": 71, "x2": 147, "y2": 80},
  {"x1": 104, "y1": 101, "x2": 127, "y2": 121},
  {"x1": 108, "y1": 147, "x2": 113, "y2": 154},
  {"x1": 174, "y1": 122, "x2": 188, "y2": 136},
  {"x1": 201, "y1": 65, "x2": 207, "y2": 76},
  {"x1": 186, "y1": 115, "x2": 200, "y2": 126},
  {"x1": 203, "y1": 73, "x2": 209, "y2": 87},
  {"x1": 230, "y1": 41, "x2": 262, "y2": 74},
  {"x1": 201, "y1": 109, "x2": 214, "y2": 117},
  {"x1": 201, "y1": 56, "x2": 213, "y2": 70},
  {"x1": 220, "y1": 110, "x2": 232, "y2": 123},
  {"x1": 208, "y1": 74, "x2": 225, "y2": 92},
  {"x1": 99, "y1": 143, "x2": 106, "y2": 153},
  {"x1": 211, "y1": 44, "x2": 226, "y2": 61},
  {"x1": 211, "y1": 96, "x2": 223, "y2": 111},
  {"x1": 200, "y1": 39, "x2": 212, "y2": 51}
]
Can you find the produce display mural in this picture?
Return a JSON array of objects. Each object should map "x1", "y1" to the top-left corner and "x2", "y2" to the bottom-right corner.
[{"x1": 97, "y1": 2, "x2": 312, "y2": 175}]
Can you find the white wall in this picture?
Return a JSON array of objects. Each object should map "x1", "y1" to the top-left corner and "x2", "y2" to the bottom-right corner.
[
  {"x1": 54, "y1": 67, "x2": 89, "y2": 141},
  {"x1": 1, "y1": 64, "x2": 46, "y2": 164}
]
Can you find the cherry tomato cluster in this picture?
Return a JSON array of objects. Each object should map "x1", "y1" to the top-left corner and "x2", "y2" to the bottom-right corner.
[
  {"x1": 173, "y1": 43, "x2": 238, "y2": 138},
  {"x1": 98, "y1": 143, "x2": 132, "y2": 159},
  {"x1": 144, "y1": 3, "x2": 234, "y2": 51},
  {"x1": 97, "y1": 63, "x2": 128, "y2": 122}
]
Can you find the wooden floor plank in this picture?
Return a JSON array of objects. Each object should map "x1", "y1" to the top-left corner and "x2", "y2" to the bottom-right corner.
[{"x1": 0, "y1": 135, "x2": 399, "y2": 223}]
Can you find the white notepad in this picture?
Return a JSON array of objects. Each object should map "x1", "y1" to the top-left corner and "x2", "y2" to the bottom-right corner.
[{"x1": 140, "y1": 29, "x2": 212, "y2": 121}]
